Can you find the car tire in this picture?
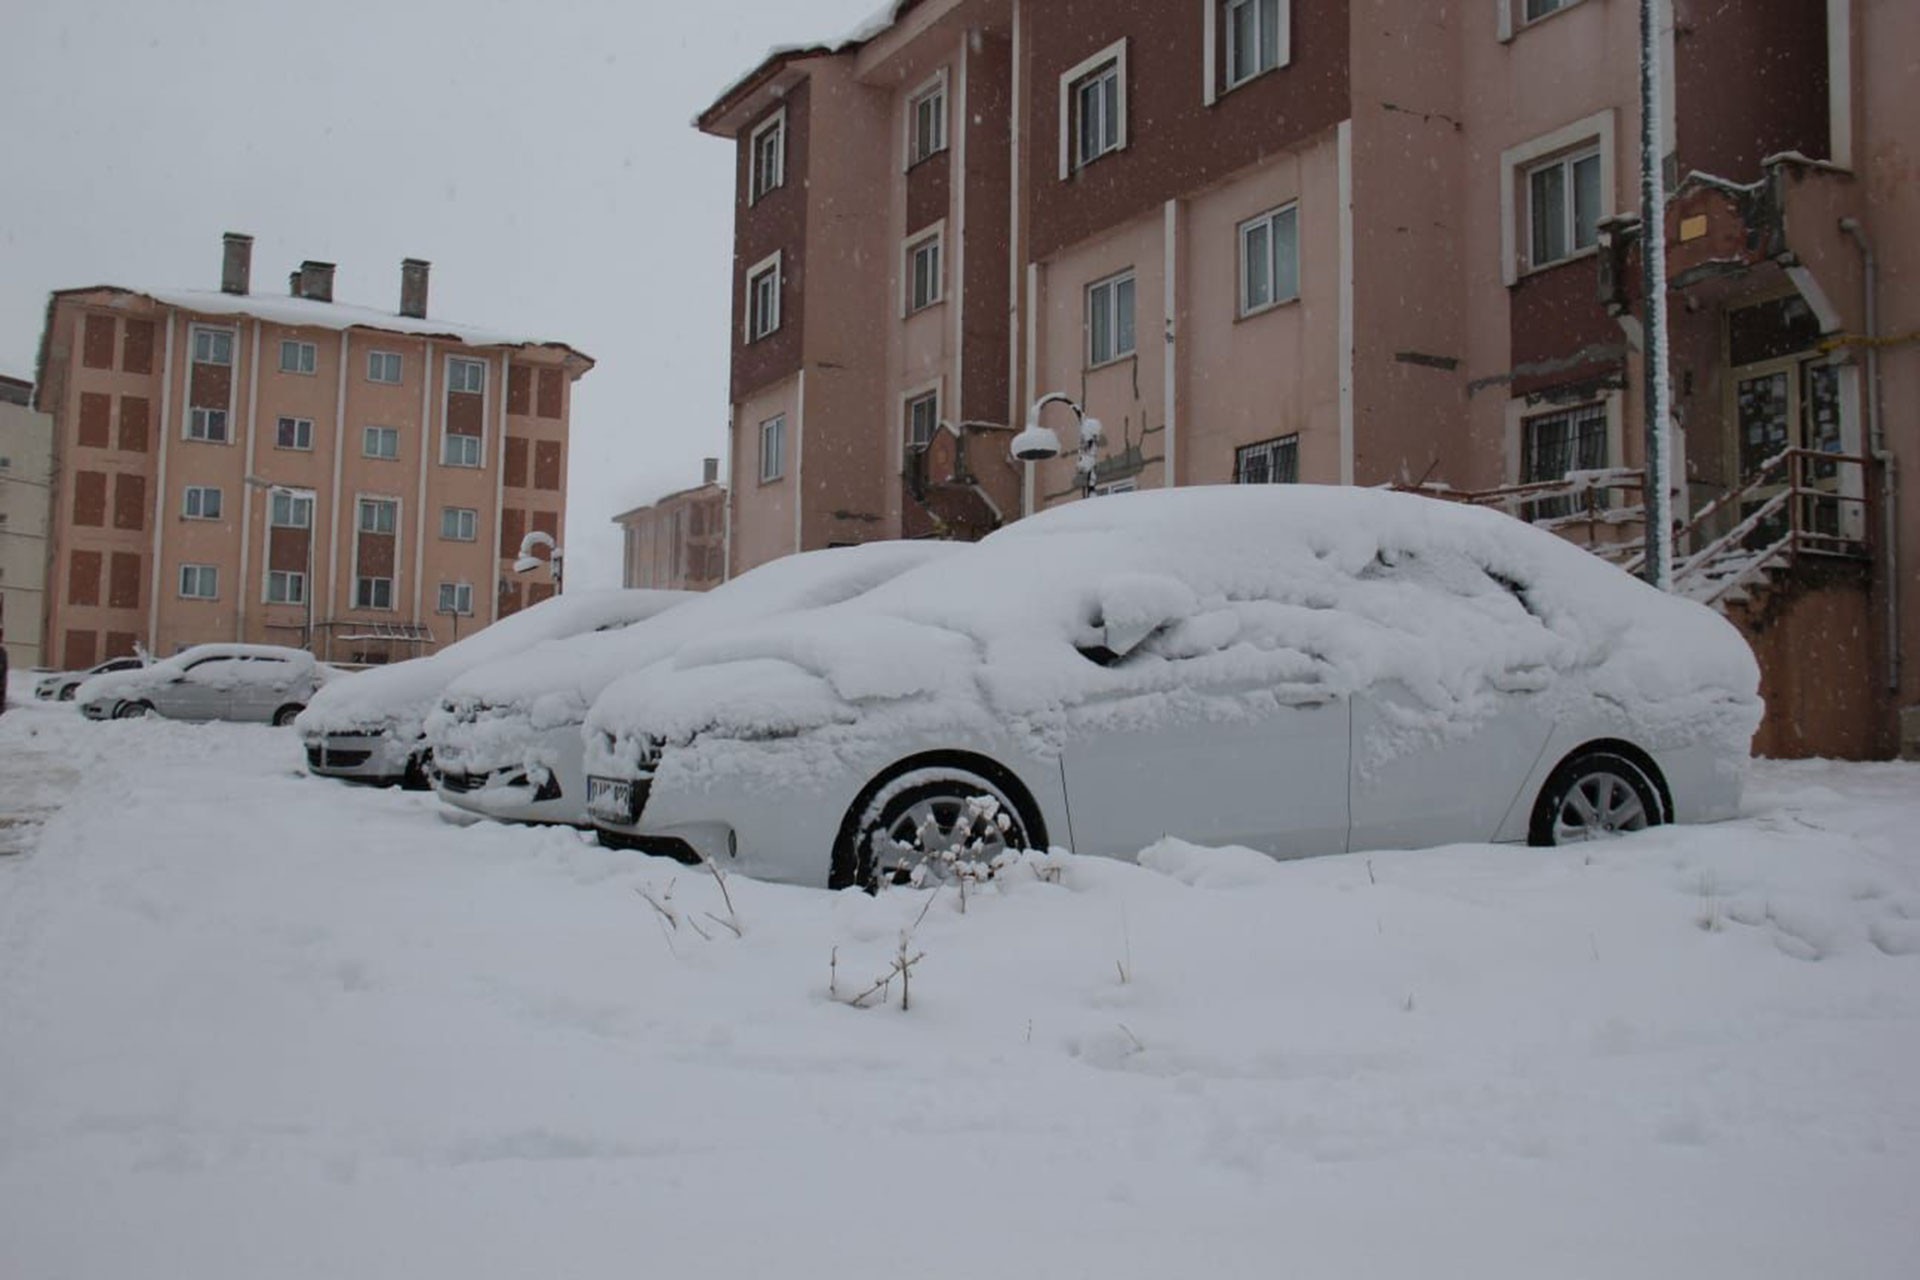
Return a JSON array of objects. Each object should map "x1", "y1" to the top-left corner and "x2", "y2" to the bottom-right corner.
[
  {"x1": 838, "y1": 765, "x2": 1038, "y2": 891},
  {"x1": 402, "y1": 753, "x2": 432, "y2": 791},
  {"x1": 114, "y1": 699, "x2": 154, "y2": 720},
  {"x1": 272, "y1": 704, "x2": 304, "y2": 727},
  {"x1": 1529, "y1": 747, "x2": 1665, "y2": 847},
  {"x1": 59, "y1": 684, "x2": 79, "y2": 701}
]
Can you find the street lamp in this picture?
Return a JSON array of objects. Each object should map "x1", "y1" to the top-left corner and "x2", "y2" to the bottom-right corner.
[
  {"x1": 1010, "y1": 392, "x2": 1105, "y2": 515},
  {"x1": 244, "y1": 474, "x2": 316, "y2": 651},
  {"x1": 514, "y1": 529, "x2": 563, "y2": 594}
]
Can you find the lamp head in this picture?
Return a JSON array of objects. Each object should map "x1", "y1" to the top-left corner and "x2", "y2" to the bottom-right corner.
[{"x1": 1010, "y1": 423, "x2": 1062, "y2": 462}]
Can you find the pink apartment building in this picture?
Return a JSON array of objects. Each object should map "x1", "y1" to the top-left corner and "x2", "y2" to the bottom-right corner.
[
  {"x1": 614, "y1": 457, "x2": 727, "y2": 591},
  {"x1": 699, "y1": 0, "x2": 1917, "y2": 759},
  {"x1": 33, "y1": 234, "x2": 587, "y2": 668}
]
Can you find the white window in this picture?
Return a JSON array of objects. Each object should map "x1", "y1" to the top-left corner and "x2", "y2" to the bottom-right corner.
[
  {"x1": 275, "y1": 416, "x2": 313, "y2": 450},
  {"x1": 266, "y1": 570, "x2": 306, "y2": 605},
  {"x1": 187, "y1": 407, "x2": 229, "y2": 442},
  {"x1": 1234, "y1": 433, "x2": 1299, "y2": 484},
  {"x1": 358, "y1": 497, "x2": 397, "y2": 535},
  {"x1": 759, "y1": 413, "x2": 786, "y2": 482},
  {"x1": 440, "y1": 506, "x2": 478, "y2": 541},
  {"x1": 447, "y1": 357, "x2": 486, "y2": 394},
  {"x1": 1526, "y1": 0, "x2": 1578, "y2": 22},
  {"x1": 279, "y1": 339, "x2": 316, "y2": 375},
  {"x1": 1225, "y1": 0, "x2": 1288, "y2": 88},
  {"x1": 1520, "y1": 401, "x2": 1609, "y2": 520},
  {"x1": 363, "y1": 425, "x2": 400, "y2": 459},
  {"x1": 355, "y1": 576, "x2": 394, "y2": 610},
  {"x1": 270, "y1": 491, "x2": 313, "y2": 528},
  {"x1": 179, "y1": 564, "x2": 218, "y2": 599},
  {"x1": 1086, "y1": 270, "x2": 1136, "y2": 366},
  {"x1": 182, "y1": 485, "x2": 222, "y2": 520},
  {"x1": 437, "y1": 582, "x2": 474, "y2": 615},
  {"x1": 749, "y1": 109, "x2": 786, "y2": 203},
  {"x1": 908, "y1": 75, "x2": 947, "y2": 166},
  {"x1": 1060, "y1": 41, "x2": 1127, "y2": 176},
  {"x1": 906, "y1": 229, "x2": 943, "y2": 313},
  {"x1": 367, "y1": 350, "x2": 403, "y2": 384},
  {"x1": 905, "y1": 391, "x2": 939, "y2": 450},
  {"x1": 191, "y1": 327, "x2": 233, "y2": 366},
  {"x1": 746, "y1": 253, "x2": 782, "y2": 342},
  {"x1": 1096, "y1": 478, "x2": 1138, "y2": 496},
  {"x1": 1527, "y1": 146, "x2": 1603, "y2": 269},
  {"x1": 442, "y1": 434, "x2": 482, "y2": 467},
  {"x1": 1239, "y1": 203, "x2": 1300, "y2": 315}
]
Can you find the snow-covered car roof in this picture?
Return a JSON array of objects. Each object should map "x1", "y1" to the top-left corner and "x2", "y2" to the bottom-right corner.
[
  {"x1": 296, "y1": 589, "x2": 692, "y2": 735},
  {"x1": 587, "y1": 486, "x2": 1761, "y2": 756},
  {"x1": 74, "y1": 644, "x2": 314, "y2": 708},
  {"x1": 436, "y1": 541, "x2": 964, "y2": 731}
]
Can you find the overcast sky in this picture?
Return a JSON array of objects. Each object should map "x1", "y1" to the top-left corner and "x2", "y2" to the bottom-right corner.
[{"x1": 0, "y1": 0, "x2": 881, "y2": 588}]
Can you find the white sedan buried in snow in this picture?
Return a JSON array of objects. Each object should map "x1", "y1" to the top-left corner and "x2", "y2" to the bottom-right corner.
[
  {"x1": 297, "y1": 589, "x2": 692, "y2": 787},
  {"x1": 76, "y1": 643, "x2": 323, "y2": 724},
  {"x1": 428, "y1": 541, "x2": 961, "y2": 826},
  {"x1": 37, "y1": 653, "x2": 148, "y2": 702},
  {"x1": 585, "y1": 486, "x2": 1763, "y2": 889}
]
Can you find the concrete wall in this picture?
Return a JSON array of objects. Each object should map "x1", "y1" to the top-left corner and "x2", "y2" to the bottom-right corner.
[{"x1": 0, "y1": 386, "x2": 52, "y2": 668}]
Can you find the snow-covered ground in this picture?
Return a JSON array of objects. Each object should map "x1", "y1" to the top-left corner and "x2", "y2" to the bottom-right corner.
[{"x1": 2, "y1": 692, "x2": 1916, "y2": 1278}]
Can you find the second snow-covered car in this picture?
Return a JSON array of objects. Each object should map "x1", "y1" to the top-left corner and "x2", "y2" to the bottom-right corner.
[
  {"x1": 76, "y1": 643, "x2": 322, "y2": 724},
  {"x1": 37, "y1": 653, "x2": 148, "y2": 702},
  {"x1": 585, "y1": 486, "x2": 1764, "y2": 888},
  {"x1": 297, "y1": 589, "x2": 691, "y2": 787},
  {"x1": 427, "y1": 541, "x2": 961, "y2": 825}
]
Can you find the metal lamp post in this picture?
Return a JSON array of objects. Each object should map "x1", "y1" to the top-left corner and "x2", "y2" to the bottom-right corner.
[
  {"x1": 514, "y1": 529, "x2": 563, "y2": 595},
  {"x1": 244, "y1": 475, "x2": 317, "y2": 650},
  {"x1": 1011, "y1": 392, "x2": 1105, "y2": 516}
]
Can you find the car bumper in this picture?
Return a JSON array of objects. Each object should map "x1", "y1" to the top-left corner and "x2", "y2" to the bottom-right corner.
[
  {"x1": 80, "y1": 701, "x2": 114, "y2": 721},
  {"x1": 435, "y1": 765, "x2": 578, "y2": 825},
  {"x1": 305, "y1": 732, "x2": 415, "y2": 783}
]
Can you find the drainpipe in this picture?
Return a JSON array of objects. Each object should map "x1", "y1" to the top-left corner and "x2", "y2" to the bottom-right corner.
[{"x1": 1839, "y1": 217, "x2": 1898, "y2": 695}]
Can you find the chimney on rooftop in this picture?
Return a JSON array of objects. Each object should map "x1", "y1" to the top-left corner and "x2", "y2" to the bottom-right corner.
[
  {"x1": 703, "y1": 457, "x2": 720, "y2": 486},
  {"x1": 220, "y1": 232, "x2": 253, "y2": 295},
  {"x1": 399, "y1": 258, "x2": 431, "y2": 319},
  {"x1": 295, "y1": 260, "x2": 336, "y2": 304}
]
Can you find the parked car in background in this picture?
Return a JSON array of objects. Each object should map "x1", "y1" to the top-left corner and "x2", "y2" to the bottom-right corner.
[
  {"x1": 76, "y1": 644, "x2": 323, "y2": 724},
  {"x1": 429, "y1": 541, "x2": 962, "y2": 826},
  {"x1": 297, "y1": 589, "x2": 692, "y2": 787},
  {"x1": 585, "y1": 486, "x2": 1764, "y2": 889},
  {"x1": 36, "y1": 654, "x2": 148, "y2": 702}
]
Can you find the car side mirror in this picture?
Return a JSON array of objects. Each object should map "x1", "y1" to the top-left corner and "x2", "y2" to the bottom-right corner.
[{"x1": 169, "y1": 675, "x2": 188, "y2": 684}]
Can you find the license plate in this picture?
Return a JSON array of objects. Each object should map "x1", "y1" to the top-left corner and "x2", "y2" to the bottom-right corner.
[{"x1": 587, "y1": 777, "x2": 633, "y2": 824}]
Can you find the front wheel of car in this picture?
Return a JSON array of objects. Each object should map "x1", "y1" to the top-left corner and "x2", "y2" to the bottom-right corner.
[
  {"x1": 272, "y1": 704, "x2": 304, "y2": 727},
  {"x1": 1529, "y1": 748, "x2": 1664, "y2": 846},
  {"x1": 114, "y1": 700, "x2": 153, "y2": 720},
  {"x1": 841, "y1": 767, "x2": 1037, "y2": 891},
  {"x1": 58, "y1": 684, "x2": 79, "y2": 702}
]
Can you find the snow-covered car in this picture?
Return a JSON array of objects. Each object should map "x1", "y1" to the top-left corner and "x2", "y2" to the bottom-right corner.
[
  {"x1": 76, "y1": 643, "x2": 323, "y2": 724},
  {"x1": 297, "y1": 589, "x2": 692, "y2": 787},
  {"x1": 37, "y1": 654, "x2": 148, "y2": 702},
  {"x1": 584, "y1": 485, "x2": 1764, "y2": 889},
  {"x1": 428, "y1": 541, "x2": 962, "y2": 826}
]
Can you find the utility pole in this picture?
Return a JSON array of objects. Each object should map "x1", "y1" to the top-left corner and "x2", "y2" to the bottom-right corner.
[{"x1": 1639, "y1": 0, "x2": 1673, "y2": 589}]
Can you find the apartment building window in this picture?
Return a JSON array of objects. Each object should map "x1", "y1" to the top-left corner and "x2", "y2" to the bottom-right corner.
[
  {"x1": 266, "y1": 570, "x2": 306, "y2": 605},
  {"x1": 440, "y1": 506, "x2": 478, "y2": 541},
  {"x1": 1520, "y1": 401, "x2": 1608, "y2": 520},
  {"x1": 759, "y1": 413, "x2": 786, "y2": 482},
  {"x1": 356, "y1": 576, "x2": 395, "y2": 610},
  {"x1": 1527, "y1": 146, "x2": 1602, "y2": 269},
  {"x1": 1225, "y1": 0, "x2": 1288, "y2": 88},
  {"x1": 448, "y1": 357, "x2": 486, "y2": 395},
  {"x1": 1526, "y1": 0, "x2": 1578, "y2": 21},
  {"x1": 1086, "y1": 270, "x2": 1136, "y2": 366},
  {"x1": 746, "y1": 253, "x2": 782, "y2": 342},
  {"x1": 905, "y1": 228, "x2": 943, "y2": 313},
  {"x1": 367, "y1": 350, "x2": 403, "y2": 384},
  {"x1": 364, "y1": 425, "x2": 400, "y2": 459},
  {"x1": 279, "y1": 340, "x2": 317, "y2": 375},
  {"x1": 905, "y1": 390, "x2": 939, "y2": 450},
  {"x1": 1096, "y1": 478, "x2": 1138, "y2": 496},
  {"x1": 276, "y1": 416, "x2": 314, "y2": 450},
  {"x1": 908, "y1": 74, "x2": 947, "y2": 166},
  {"x1": 182, "y1": 485, "x2": 223, "y2": 520},
  {"x1": 442, "y1": 433, "x2": 482, "y2": 467},
  {"x1": 270, "y1": 490, "x2": 313, "y2": 528},
  {"x1": 749, "y1": 109, "x2": 786, "y2": 203},
  {"x1": 358, "y1": 497, "x2": 398, "y2": 535},
  {"x1": 1234, "y1": 433, "x2": 1299, "y2": 484},
  {"x1": 187, "y1": 407, "x2": 229, "y2": 442},
  {"x1": 178, "y1": 565, "x2": 219, "y2": 600},
  {"x1": 1239, "y1": 203, "x2": 1299, "y2": 315},
  {"x1": 1061, "y1": 41, "x2": 1127, "y2": 175},
  {"x1": 191, "y1": 327, "x2": 233, "y2": 366},
  {"x1": 437, "y1": 582, "x2": 474, "y2": 615}
]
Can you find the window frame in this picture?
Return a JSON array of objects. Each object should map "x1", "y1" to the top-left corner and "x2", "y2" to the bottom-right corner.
[
  {"x1": 357, "y1": 496, "x2": 398, "y2": 536},
  {"x1": 1085, "y1": 269, "x2": 1138, "y2": 368},
  {"x1": 354, "y1": 575, "x2": 395, "y2": 611},
  {"x1": 1233, "y1": 433, "x2": 1301, "y2": 484},
  {"x1": 366, "y1": 349, "x2": 403, "y2": 385},
  {"x1": 1499, "y1": 110, "x2": 1615, "y2": 286},
  {"x1": 178, "y1": 564, "x2": 219, "y2": 600},
  {"x1": 269, "y1": 491, "x2": 313, "y2": 529},
  {"x1": 1524, "y1": 145, "x2": 1603, "y2": 272},
  {"x1": 363, "y1": 424, "x2": 401, "y2": 460},
  {"x1": 182, "y1": 485, "x2": 223, "y2": 521},
  {"x1": 440, "y1": 506, "x2": 479, "y2": 542},
  {"x1": 278, "y1": 339, "x2": 317, "y2": 375},
  {"x1": 275, "y1": 415, "x2": 314, "y2": 451},
  {"x1": 441, "y1": 433, "x2": 483, "y2": 468},
  {"x1": 749, "y1": 107, "x2": 786, "y2": 204},
  {"x1": 186, "y1": 406, "x2": 230, "y2": 443},
  {"x1": 1238, "y1": 202, "x2": 1301, "y2": 317},
  {"x1": 904, "y1": 388, "x2": 940, "y2": 451},
  {"x1": 437, "y1": 582, "x2": 474, "y2": 616},
  {"x1": 1058, "y1": 39, "x2": 1129, "y2": 178},
  {"x1": 759, "y1": 413, "x2": 786, "y2": 483},
  {"x1": 906, "y1": 71, "x2": 948, "y2": 168},
  {"x1": 904, "y1": 225, "x2": 945, "y2": 315},
  {"x1": 265, "y1": 569, "x2": 307, "y2": 605},
  {"x1": 190, "y1": 325, "x2": 234, "y2": 367},
  {"x1": 447, "y1": 356, "x2": 486, "y2": 395},
  {"x1": 745, "y1": 251, "x2": 783, "y2": 343},
  {"x1": 1222, "y1": 0, "x2": 1290, "y2": 92}
]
